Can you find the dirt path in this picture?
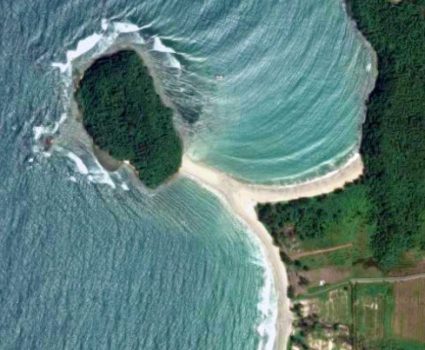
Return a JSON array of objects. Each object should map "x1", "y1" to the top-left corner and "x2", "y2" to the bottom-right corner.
[
  {"x1": 303, "y1": 273, "x2": 425, "y2": 298},
  {"x1": 291, "y1": 243, "x2": 353, "y2": 260},
  {"x1": 352, "y1": 273, "x2": 425, "y2": 284}
]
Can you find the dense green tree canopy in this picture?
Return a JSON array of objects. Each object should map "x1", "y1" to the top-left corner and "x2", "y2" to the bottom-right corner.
[
  {"x1": 352, "y1": 0, "x2": 425, "y2": 268},
  {"x1": 258, "y1": 0, "x2": 425, "y2": 270},
  {"x1": 75, "y1": 50, "x2": 182, "y2": 188}
]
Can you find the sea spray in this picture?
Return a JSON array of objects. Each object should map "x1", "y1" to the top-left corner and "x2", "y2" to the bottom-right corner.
[
  {"x1": 251, "y1": 240, "x2": 279, "y2": 350},
  {"x1": 62, "y1": 147, "x2": 117, "y2": 189},
  {"x1": 66, "y1": 151, "x2": 89, "y2": 175}
]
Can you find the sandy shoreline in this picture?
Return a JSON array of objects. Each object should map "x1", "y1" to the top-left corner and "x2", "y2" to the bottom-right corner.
[
  {"x1": 179, "y1": 153, "x2": 363, "y2": 350},
  {"x1": 66, "y1": 32, "x2": 364, "y2": 349},
  {"x1": 57, "y1": 22, "x2": 369, "y2": 350}
]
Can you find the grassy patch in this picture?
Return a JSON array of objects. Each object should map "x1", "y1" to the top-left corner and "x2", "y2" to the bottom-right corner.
[
  {"x1": 257, "y1": 185, "x2": 374, "y2": 252},
  {"x1": 314, "y1": 286, "x2": 352, "y2": 326},
  {"x1": 353, "y1": 283, "x2": 394, "y2": 347},
  {"x1": 298, "y1": 247, "x2": 354, "y2": 269},
  {"x1": 293, "y1": 279, "x2": 425, "y2": 349},
  {"x1": 367, "y1": 339, "x2": 425, "y2": 350}
]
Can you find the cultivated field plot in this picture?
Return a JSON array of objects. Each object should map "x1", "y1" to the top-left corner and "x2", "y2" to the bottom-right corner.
[
  {"x1": 352, "y1": 283, "x2": 393, "y2": 346},
  {"x1": 298, "y1": 280, "x2": 425, "y2": 350},
  {"x1": 316, "y1": 287, "x2": 352, "y2": 326},
  {"x1": 393, "y1": 278, "x2": 425, "y2": 343}
]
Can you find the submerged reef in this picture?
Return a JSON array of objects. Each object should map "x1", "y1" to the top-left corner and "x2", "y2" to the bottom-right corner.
[{"x1": 75, "y1": 49, "x2": 182, "y2": 188}]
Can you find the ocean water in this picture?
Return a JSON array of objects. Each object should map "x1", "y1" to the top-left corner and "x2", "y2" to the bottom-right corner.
[
  {"x1": 0, "y1": 0, "x2": 374, "y2": 349},
  {"x1": 185, "y1": 1, "x2": 375, "y2": 184}
]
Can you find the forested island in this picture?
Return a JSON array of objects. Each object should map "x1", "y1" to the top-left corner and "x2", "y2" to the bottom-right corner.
[
  {"x1": 75, "y1": 50, "x2": 182, "y2": 188},
  {"x1": 257, "y1": 1, "x2": 425, "y2": 349}
]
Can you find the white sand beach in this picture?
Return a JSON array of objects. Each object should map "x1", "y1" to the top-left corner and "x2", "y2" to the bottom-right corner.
[{"x1": 180, "y1": 153, "x2": 364, "y2": 350}]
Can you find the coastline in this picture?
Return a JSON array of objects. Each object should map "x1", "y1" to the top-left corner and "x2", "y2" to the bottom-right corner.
[
  {"x1": 179, "y1": 152, "x2": 363, "y2": 350},
  {"x1": 59, "y1": 22, "x2": 366, "y2": 349},
  {"x1": 50, "y1": 15, "x2": 374, "y2": 350}
]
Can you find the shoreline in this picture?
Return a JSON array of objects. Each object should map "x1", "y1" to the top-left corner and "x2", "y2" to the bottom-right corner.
[
  {"x1": 52, "y1": 18, "x2": 373, "y2": 350},
  {"x1": 179, "y1": 152, "x2": 364, "y2": 350}
]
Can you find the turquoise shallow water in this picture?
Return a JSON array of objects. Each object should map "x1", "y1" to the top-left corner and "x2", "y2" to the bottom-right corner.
[
  {"x1": 185, "y1": 1, "x2": 375, "y2": 184},
  {"x1": 0, "y1": 0, "x2": 374, "y2": 349}
]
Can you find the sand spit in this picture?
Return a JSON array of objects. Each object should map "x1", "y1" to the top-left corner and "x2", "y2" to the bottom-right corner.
[{"x1": 179, "y1": 153, "x2": 363, "y2": 350}]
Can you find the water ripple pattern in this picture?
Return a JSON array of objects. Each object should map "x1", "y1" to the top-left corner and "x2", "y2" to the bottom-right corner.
[{"x1": 0, "y1": 0, "x2": 374, "y2": 349}]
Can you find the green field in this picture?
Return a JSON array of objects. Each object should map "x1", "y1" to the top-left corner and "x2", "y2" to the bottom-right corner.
[
  {"x1": 352, "y1": 283, "x2": 394, "y2": 346},
  {"x1": 357, "y1": 339, "x2": 425, "y2": 350},
  {"x1": 371, "y1": 339, "x2": 425, "y2": 350},
  {"x1": 258, "y1": 185, "x2": 370, "y2": 248},
  {"x1": 315, "y1": 285, "x2": 352, "y2": 326},
  {"x1": 298, "y1": 248, "x2": 353, "y2": 270},
  {"x1": 291, "y1": 281, "x2": 423, "y2": 349}
]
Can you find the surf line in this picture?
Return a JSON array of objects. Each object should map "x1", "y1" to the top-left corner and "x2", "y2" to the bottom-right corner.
[{"x1": 179, "y1": 153, "x2": 363, "y2": 350}]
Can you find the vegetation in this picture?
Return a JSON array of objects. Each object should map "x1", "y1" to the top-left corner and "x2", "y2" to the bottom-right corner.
[
  {"x1": 298, "y1": 247, "x2": 354, "y2": 269},
  {"x1": 75, "y1": 50, "x2": 182, "y2": 188},
  {"x1": 368, "y1": 339, "x2": 425, "y2": 350},
  {"x1": 351, "y1": 0, "x2": 425, "y2": 269},
  {"x1": 353, "y1": 283, "x2": 394, "y2": 346},
  {"x1": 258, "y1": 0, "x2": 425, "y2": 270},
  {"x1": 315, "y1": 286, "x2": 352, "y2": 326},
  {"x1": 257, "y1": 185, "x2": 372, "y2": 249},
  {"x1": 292, "y1": 281, "x2": 414, "y2": 350},
  {"x1": 290, "y1": 285, "x2": 352, "y2": 350}
]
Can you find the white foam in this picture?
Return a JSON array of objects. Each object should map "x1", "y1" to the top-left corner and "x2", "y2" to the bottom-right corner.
[
  {"x1": 51, "y1": 62, "x2": 68, "y2": 73},
  {"x1": 52, "y1": 32, "x2": 101, "y2": 74},
  {"x1": 66, "y1": 152, "x2": 89, "y2": 175},
  {"x1": 138, "y1": 22, "x2": 153, "y2": 31},
  {"x1": 178, "y1": 52, "x2": 207, "y2": 63},
  {"x1": 151, "y1": 36, "x2": 182, "y2": 69},
  {"x1": 67, "y1": 33, "x2": 102, "y2": 62},
  {"x1": 87, "y1": 157, "x2": 117, "y2": 189},
  {"x1": 168, "y1": 55, "x2": 182, "y2": 69},
  {"x1": 52, "y1": 20, "x2": 150, "y2": 74},
  {"x1": 366, "y1": 63, "x2": 372, "y2": 72},
  {"x1": 33, "y1": 113, "x2": 67, "y2": 145},
  {"x1": 33, "y1": 125, "x2": 49, "y2": 141},
  {"x1": 60, "y1": 148, "x2": 116, "y2": 189},
  {"x1": 254, "y1": 253, "x2": 278, "y2": 350},
  {"x1": 114, "y1": 22, "x2": 142, "y2": 33},
  {"x1": 152, "y1": 36, "x2": 176, "y2": 53},
  {"x1": 87, "y1": 171, "x2": 116, "y2": 189},
  {"x1": 51, "y1": 113, "x2": 67, "y2": 134},
  {"x1": 101, "y1": 18, "x2": 109, "y2": 31},
  {"x1": 50, "y1": 20, "x2": 180, "y2": 191}
]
